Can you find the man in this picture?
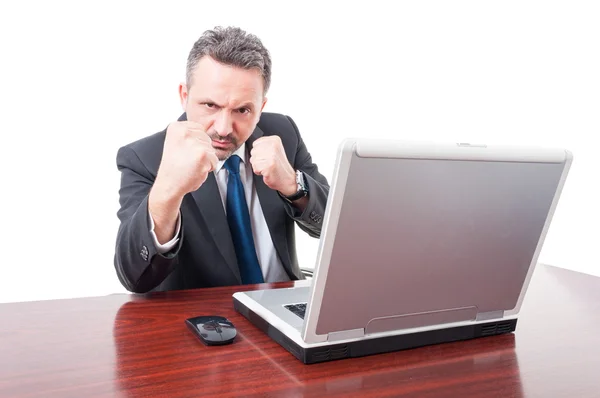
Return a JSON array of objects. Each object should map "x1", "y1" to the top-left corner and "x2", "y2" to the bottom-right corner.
[{"x1": 114, "y1": 26, "x2": 329, "y2": 293}]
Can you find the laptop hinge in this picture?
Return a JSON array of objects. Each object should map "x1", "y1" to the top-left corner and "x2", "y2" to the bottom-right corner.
[{"x1": 327, "y1": 328, "x2": 365, "y2": 342}]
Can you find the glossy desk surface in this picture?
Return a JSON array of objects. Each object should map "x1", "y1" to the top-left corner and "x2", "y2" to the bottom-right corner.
[{"x1": 1, "y1": 264, "x2": 599, "y2": 397}]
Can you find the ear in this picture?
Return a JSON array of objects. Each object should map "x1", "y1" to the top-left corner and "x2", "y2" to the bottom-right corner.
[
  {"x1": 179, "y1": 83, "x2": 188, "y2": 110},
  {"x1": 260, "y1": 96, "x2": 268, "y2": 112}
]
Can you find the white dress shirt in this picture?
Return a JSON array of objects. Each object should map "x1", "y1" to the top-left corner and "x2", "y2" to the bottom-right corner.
[{"x1": 149, "y1": 143, "x2": 290, "y2": 283}]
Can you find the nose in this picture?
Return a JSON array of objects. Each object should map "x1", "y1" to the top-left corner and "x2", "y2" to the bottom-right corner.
[{"x1": 213, "y1": 110, "x2": 233, "y2": 138}]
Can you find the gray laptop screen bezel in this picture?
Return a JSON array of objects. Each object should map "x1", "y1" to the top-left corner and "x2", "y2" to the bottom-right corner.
[{"x1": 301, "y1": 139, "x2": 572, "y2": 344}]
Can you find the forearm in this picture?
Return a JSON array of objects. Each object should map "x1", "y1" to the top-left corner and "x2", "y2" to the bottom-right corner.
[
  {"x1": 282, "y1": 115, "x2": 331, "y2": 237},
  {"x1": 281, "y1": 171, "x2": 329, "y2": 238},
  {"x1": 148, "y1": 181, "x2": 184, "y2": 244},
  {"x1": 291, "y1": 196, "x2": 308, "y2": 212},
  {"x1": 115, "y1": 145, "x2": 184, "y2": 293},
  {"x1": 115, "y1": 195, "x2": 183, "y2": 293}
]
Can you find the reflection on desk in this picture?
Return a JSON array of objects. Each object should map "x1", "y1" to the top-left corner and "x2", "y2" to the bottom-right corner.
[{"x1": 0, "y1": 264, "x2": 599, "y2": 397}]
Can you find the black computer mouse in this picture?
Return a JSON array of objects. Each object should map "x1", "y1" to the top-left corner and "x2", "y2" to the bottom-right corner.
[{"x1": 185, "y1": 315, "x2": 237, "y2": 346}]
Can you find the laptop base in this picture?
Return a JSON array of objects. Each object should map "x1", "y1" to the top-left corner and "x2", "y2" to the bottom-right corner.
[{"x1": 233, "y1": 296, "x2": 517, "y2": 364}]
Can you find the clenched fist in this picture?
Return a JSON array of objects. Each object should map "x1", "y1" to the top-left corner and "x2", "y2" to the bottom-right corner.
[
  {"x1": 149, "y1": 121, "x2": 218, "y2": 244},
  {"x1": 250, "y1": 136, "x2": 297, "y2": 196},
  {"x1": 155, "y1": 121, "x2": 219, "y2": 198}
]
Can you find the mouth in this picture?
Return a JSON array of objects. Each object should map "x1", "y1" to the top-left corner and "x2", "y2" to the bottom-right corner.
[{"x1": 211, "y1": 140, "x2": 234, "y2": 149}]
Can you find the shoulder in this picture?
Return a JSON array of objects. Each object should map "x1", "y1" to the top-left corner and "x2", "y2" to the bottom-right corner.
[
  {"x1": 118, "y1": 111, "x2": 186, "y2": 162},
  {"x1": 257, "y1": 112, "x2": 300, "y2": 136},
  {"x1": 116, "y1": 127, "x2": 166, "y2": 177},
  {"x1": 256, "y1": 112, "x2": 303, "y2": 149}
]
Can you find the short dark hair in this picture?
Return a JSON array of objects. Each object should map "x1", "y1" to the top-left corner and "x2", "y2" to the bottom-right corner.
[{"x1": 186, "y1": 26, "x2": 272, "y2": 94}]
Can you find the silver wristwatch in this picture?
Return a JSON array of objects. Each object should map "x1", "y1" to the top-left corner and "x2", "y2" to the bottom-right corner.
[{"x1": 282, "y1": 170, "x2": 308, "y2": 202}]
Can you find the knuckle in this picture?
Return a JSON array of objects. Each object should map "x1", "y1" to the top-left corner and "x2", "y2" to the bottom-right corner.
[
  {"x1": 198, "y1": 131, "x2": 209, "y2": 142},
  {"x1": 167, "y1": 121, "x2": 182, "y2": 135},
  {"x1": 196, "y1": 151, "x2": 207, "y2": 164}
]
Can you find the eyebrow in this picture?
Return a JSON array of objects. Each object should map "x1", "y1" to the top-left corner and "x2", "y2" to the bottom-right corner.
[
  {"x1": 237, "y1": 102, "x2": 255, "y2": 110},
  {"x1": 199, "y1": 99, "x2": 255, "y2": 110}
]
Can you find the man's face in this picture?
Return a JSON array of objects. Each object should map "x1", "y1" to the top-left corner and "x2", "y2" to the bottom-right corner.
[{"x1": 179, "y1": 56, "x2": 267, "y2": 160}]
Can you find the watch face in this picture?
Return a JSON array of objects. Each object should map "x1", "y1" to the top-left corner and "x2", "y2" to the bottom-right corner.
[
  {"x1": 281, "y1": 171, "x2": 307, "y2": 202},
  {"x1": 296, "y1": 170, "x2": 307, "y2": 190}
]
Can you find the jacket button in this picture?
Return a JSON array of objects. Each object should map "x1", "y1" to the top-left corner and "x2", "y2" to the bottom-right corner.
[{"x1": 140, "y1": 245, "x2": 149, "y2": 261}]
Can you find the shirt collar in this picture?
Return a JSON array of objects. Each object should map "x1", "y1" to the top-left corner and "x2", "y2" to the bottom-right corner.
[{"x1": 215, "y1": 143, "x2": 247, "y2": 174}]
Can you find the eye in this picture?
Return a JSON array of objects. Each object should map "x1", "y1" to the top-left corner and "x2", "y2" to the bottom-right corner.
[
  {"x1": 205, "y1": 103, "x2": 215, "y2": 108},
  {"x1": 238, "y1": 107, "x2": 250, "y2": 114}
]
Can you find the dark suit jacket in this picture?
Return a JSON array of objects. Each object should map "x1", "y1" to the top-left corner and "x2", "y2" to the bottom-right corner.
[{"x1": 114, "y1": 112, "x2": 330, "y2": 293}]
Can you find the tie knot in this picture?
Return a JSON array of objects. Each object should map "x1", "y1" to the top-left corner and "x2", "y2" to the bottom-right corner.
[{"x1": 224, "y1": 154, "x2": 241, "y2": 174}]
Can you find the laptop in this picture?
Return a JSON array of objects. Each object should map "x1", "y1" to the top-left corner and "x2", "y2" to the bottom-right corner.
[{"x1": 233, "y1": 138, "x2": 572, "y2": 364}]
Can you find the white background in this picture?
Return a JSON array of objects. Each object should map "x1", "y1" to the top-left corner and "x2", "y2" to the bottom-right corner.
[{"x1": 0, "y1": 0, "x2": 598, "y2": 303}]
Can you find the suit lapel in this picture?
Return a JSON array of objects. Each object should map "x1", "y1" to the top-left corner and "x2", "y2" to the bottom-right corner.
[
  {"x1": 191, "y1": 173, "x2": 241, "y2": 282},
  {"x1": 246, "y1": 128, "x2": 293, "y2": 275}
]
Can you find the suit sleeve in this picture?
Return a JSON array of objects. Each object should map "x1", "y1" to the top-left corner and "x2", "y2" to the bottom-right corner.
[
  {"x1": 114, "y1": 146, "x2": 183, "y2": 293},
  {"x1": 282, "y1": 116, "x2": 330, "y2": 238}
]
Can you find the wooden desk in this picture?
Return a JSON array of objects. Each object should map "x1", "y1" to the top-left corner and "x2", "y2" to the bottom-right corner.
[{"x1": 1, "y1": 264, "x2": 599, "y2": 397}]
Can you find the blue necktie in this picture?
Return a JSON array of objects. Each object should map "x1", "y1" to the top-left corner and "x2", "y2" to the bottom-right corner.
[{"x1": 223, "y1": 155, "x2": 265, "y2": 284}]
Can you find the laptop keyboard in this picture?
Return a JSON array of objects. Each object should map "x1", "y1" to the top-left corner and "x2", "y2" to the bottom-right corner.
[{"x1": 284, "y1": 303, "x2": 307, "y2": 319}]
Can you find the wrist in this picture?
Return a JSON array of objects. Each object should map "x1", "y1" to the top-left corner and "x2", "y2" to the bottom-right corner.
[
  {"x1": 279, "y1": 170, "x2": 299, "y2": 197},
  {"x1": 279, "y1": 170, "x2": 308, "y2": 202},
  {"x1": 152, "y1": 175, "x2": 185, "y2": 203},
  {"x1": 149, "y1": 181, "x2": 183, "y2": 222}
]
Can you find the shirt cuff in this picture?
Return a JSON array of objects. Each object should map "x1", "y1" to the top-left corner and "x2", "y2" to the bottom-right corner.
[{"x1": 149, "y1": 210, "x2": 181, "y2": 254}]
